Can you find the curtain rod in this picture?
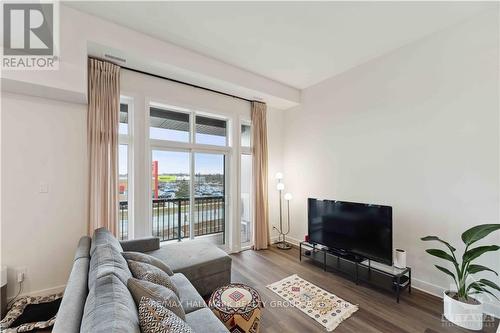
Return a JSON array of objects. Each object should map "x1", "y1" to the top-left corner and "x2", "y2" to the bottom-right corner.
[{"x1": 121, "y1": 65, "x2": 258, "y2": 104}]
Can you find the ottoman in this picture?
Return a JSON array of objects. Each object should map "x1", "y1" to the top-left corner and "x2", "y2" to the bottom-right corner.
[
  {"x1": 147, "y1": 240, "x2": 231, "y2": 297},
  {"x1": 209, "y1": 283, "x2": 262, "y2": 333}
]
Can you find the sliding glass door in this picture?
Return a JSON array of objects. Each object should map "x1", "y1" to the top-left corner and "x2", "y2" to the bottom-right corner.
[
  {"x1": 150, "y1": 150, "x2": 226, "y2": 244},
  {"x1": 194, "y1": 153, "x2": 225, "y2": 245},
  {"x1": 151, "y1": 150, "x2": 191, "y2": 241},
  {"x1": 240, "y1": 154, "x2": 252, "y2": 247}
]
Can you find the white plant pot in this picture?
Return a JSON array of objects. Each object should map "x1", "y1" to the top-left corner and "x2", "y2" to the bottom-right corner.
[{"x1": 443, "y1": 291, "x2": 483, "y2": 331}]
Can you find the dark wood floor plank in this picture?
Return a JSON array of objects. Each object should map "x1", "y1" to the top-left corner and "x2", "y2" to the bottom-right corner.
[{"x1": 230, "y1": 247, "x2": 499, "y2": 333}]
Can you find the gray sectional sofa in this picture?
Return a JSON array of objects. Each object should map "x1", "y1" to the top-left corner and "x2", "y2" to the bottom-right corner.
[{"x1": 53, "y1": 228, "x2": 231, "y2": 333}]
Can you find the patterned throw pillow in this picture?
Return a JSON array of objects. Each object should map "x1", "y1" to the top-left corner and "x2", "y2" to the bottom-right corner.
[
  {"x1": 128, "y1": 260, "x2": 179, "y2": 298},
  {"x1": 128, "y1": 278, "x2": 185, "y2": 320},
  {"x1": 138, "y1": 297, "x2": 194, "y2": 333},
  {"x1": 122, "y1": 252, "x2": 174, "y2": 276}
]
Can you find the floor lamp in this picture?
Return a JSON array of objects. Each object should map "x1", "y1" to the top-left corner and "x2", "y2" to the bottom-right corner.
[{"x1": 275, "y1": 173, "x2": 292, "y2": 250}]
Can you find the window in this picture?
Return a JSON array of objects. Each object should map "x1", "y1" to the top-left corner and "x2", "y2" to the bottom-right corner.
[
  {"x1": 119, "y1": 81, "x2": 255, "y2": 250},
  {"x1": 240, "y1": 122, "x2": 252, "y2": 247},
  {"x1": 148, "y1": 105, "x2": 229, "y2": 245},
  {"x1": 151, "y1": 150, "x2": 191, "y2": 241},
  {"x1": 195, "y1": 116, "x2": 227, "y2": 146},
  {"x1": 150, "y1": 107, "x2": 190, "y2": 142},
  {"x1": 118, "y1": 100, "x2": 132, "y2": 240},
  {"x1": 241, "y1": 124, "x2": 251, "y2": 147},
  {"x1": 119, "y1": 103, "x2": 129, "y2": 135},
  {"x1": 119, "y1": 144, "x2": 129, "y2": 240},
  {"x1": 240, "y1": 154, "x2": 252, "y2": 245},
  {"x1": 194, "y1": 153, "x2": 225, "y2": 244}
]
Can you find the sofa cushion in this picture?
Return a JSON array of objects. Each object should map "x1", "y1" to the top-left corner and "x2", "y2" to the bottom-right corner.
[
  {"x1": 90, "y1": 227, "x2": 123, "y2": 256},
  {"x1": 52, "y1": 257, "x2": 89, "y2": 333},
  {"x1": 88, "y1": 244, "x2": 131, "y2": 290},
  {"x1": 120, "y1": 237, "x2": 160, "y2": 253},
  {"x1": 80, "y1": 274, "x2": 140, "y2": 333},
  {"x1": 138, "y1": 298, "x2": 194, "y2": 333},
  {"x1": 185, "y1": 308, "x2": 229, "y2": 333},
  {"x1": 122, "y1": 252, "x2": 173, "y2": 276},
  {"x1": 127, "y1": 278, "x2": 185, "y2": 320},
  {"x1": 147, "y1": 240, "x2": 231, "y2": 287},
  {"x1": 127, "y1": 260, "x2": 179, "y2": 297},
  {"x1": 74, "y1": 236, "x2": 91, "y2": 261},
  {"x1": 170, "y1": 273, "x2": 206, "y2": 314}
]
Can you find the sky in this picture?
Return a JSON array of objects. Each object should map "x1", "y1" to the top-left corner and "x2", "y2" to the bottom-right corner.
[{"x1": 119, "y1": 126, "x2": 225, "y2": 175}]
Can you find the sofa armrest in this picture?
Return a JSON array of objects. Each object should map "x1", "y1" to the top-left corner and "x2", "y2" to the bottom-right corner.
[{"x1": 120, "y1": 237, "x2": 160, "y2": 252}]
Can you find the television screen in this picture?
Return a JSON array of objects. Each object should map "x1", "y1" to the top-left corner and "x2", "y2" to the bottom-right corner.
[{"x1": 308, "y1": 198, "x2": 392, "y2": 265}]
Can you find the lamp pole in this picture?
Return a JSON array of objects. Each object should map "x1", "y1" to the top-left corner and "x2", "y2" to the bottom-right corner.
[{"x1": 279, "y1": 186, "x2": 283, "y2": 244}]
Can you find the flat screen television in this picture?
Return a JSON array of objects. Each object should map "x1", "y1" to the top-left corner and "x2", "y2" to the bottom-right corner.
[{"x1": 308, "y1": 198, "x2": 393, "y2": 265}]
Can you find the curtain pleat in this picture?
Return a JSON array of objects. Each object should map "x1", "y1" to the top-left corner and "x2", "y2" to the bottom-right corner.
[
  {"x1": 251, "y1": 101, "x2": 270, "y2": 250},
  {"x1": 87, "y1": 58, "x2": 120, "y2": 236}
]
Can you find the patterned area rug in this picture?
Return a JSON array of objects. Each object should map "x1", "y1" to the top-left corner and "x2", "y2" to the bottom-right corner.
[{"x1": 266, "y1": 274, "x2": 358, "y2": 331}]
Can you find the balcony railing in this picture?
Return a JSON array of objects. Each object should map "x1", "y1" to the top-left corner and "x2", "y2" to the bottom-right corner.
[{"x1": 119, "y1": 196, "x2": 225, "y2": 242}]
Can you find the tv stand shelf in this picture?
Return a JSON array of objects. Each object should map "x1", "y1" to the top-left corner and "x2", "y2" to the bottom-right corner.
[{"x1": 299, "y1": 241, "x2": 411, "y2": 302}]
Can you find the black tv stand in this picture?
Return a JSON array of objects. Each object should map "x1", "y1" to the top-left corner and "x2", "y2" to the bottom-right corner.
[
  {"x1": 326, "y1": 247, "x2": 363, "y2": 263},
  {"x1": 299, "y1": 241, "x2": 411, "y2": 303}
]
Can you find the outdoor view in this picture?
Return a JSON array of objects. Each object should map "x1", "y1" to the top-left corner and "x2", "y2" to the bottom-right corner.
[{"x1": 150, "y1": 151, "x2": 225, "y2": 243}]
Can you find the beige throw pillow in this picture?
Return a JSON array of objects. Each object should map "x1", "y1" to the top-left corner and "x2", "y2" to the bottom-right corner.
[
  {"x1": 127, "y1": 260, "x2": 179, "y2": 298},
  {"x1": 127, "y1": 278, "x2": 185, "y2": 320},
  {"x1": 122, "y1": 252, "x2": 173, "y2": 276}
]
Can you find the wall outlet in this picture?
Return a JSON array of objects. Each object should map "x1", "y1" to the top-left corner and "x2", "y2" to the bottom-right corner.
[
  {"x1": 15, "y1": 267, "x2": 27, "y2": 283},
  {"x1": 39, "y1": 182, "x2": 49, "y2": 193}
]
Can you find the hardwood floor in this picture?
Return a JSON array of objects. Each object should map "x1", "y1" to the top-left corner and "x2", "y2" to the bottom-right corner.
[{"x1": 230, "y1": 246, "x2": 499, "y2": 333}]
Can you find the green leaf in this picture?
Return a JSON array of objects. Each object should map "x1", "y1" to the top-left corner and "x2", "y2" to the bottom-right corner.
[
  {"x1": 435, "y1": 265, "x2": 457, "y2": 282},
  {"x1": 467, "y1": 281, "x2": 483, "y2": 292},
  {"x1": 478, "y1": 279, "x2": 500, "y2": 293},
  {"x1": 463, "y1": 245, "x2": 500, "y2": 264},
  {"x1": 426, "y1": 249, "x2": 456, "y2": 263},
  {"x1": 470, "y1": 284, "x2": 499, "y2": 301},
  {"x1": 468, "y1": 264, "x2": 498, "y2": 276},
  {"x1": 480, "y1": 289, "x2": 499, "y2": 301},
  {"x1": 461, "y1": 224, "x2": 500, "y2": 246},
  {"x1": 421, "y1": 236, "x2": 456, "y2": 252}
]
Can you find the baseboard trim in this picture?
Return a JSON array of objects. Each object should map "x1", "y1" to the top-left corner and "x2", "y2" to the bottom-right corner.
[
  {"x1": 7, "y1": 284, "x2": 66, "y2": 303},
  {"x1": 411, "y1": 277, "x2": 500, "y2": 318},
  {"x1": 271, "y1": 235, "x2": 302, "y2": 247}
]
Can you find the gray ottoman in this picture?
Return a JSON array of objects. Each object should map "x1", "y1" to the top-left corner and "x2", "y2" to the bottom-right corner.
[{"x1": 147, "y1": 241, "x2": 231, "y2": 297}]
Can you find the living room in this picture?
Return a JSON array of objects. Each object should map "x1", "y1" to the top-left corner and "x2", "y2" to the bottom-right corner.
[{"x1": 1, "y1": 2, "x2": 499, "y2": 333}]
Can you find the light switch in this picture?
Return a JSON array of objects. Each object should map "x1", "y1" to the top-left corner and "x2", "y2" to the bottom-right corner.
[{"x1": 39, "y1": 182, "x2": 49, "y2": 193}]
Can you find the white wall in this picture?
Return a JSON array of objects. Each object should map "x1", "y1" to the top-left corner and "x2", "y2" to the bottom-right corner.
[
  {"x1": 282, "y1": 10, "x2": 500, "y2": 315},
  {"x1": 1, "y1": 93, "x2": 87, "y2": 298}
]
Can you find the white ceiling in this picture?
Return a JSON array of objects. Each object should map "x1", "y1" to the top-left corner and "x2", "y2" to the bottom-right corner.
[{"x1": 66, "y1": 1, "x2": 493, "y2": 89}]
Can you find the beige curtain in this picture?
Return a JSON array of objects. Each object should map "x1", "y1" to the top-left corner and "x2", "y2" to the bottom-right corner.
[
  {"x1": 87, "y1": 58, "x2": 120, "y2": 236},
  {"x1": 252, "y1": 101, "x2": 270, "y2": 250}
]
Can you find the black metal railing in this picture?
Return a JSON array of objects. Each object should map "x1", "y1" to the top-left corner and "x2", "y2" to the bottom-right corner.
[
  {"x1": 119, "y1": 196, "x2": 225, "y2": 242},
  {"x1": 119, "y1": 201, "x2": 129, "y2": 240}
]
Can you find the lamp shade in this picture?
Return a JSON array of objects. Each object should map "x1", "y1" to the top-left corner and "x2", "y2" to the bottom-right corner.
[
  {"x1": 275, "y1": 172, "x2": 284, "y2": 180},
  {"x1": 284, "y1": 193, "x2": 293, "y2": 201},
  {"x1": 276, "y1": 183, "x2": 285, "y2": 191}
]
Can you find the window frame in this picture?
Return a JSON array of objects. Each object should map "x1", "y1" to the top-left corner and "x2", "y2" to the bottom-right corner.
[
  {"x1": 118, "y1": 96, "x2": 134, "y2": 240},
  {"x1": 239, "y1": 119, "x2": 253, "y2": 249}
]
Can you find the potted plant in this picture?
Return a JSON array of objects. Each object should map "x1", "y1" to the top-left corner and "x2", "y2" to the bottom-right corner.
[{"x1": 421, "y1": 224, "x2": 500, "y2": 331}]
